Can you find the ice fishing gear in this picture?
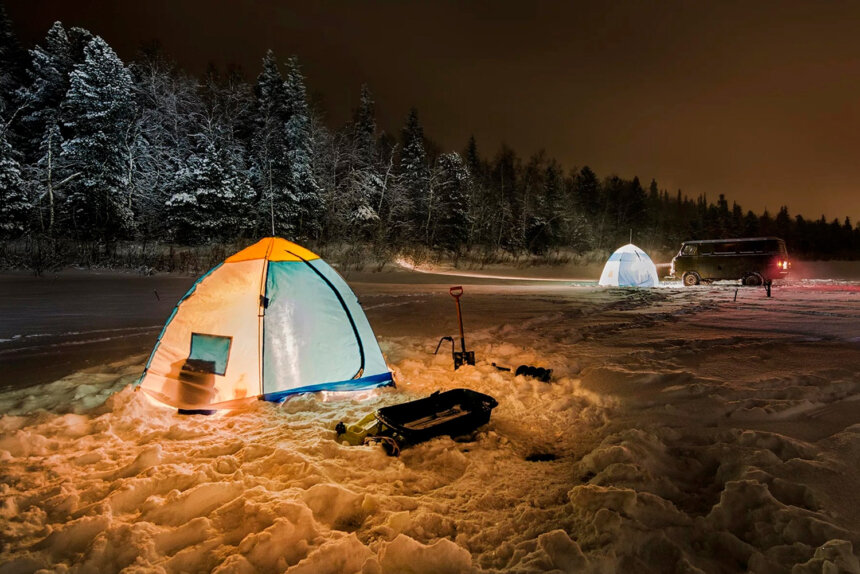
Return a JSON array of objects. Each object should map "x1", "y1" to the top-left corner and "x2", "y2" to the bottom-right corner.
[
  {"x1": 433, "y1": 286, "x2": 552, "y2": 380},
  {"x1": 334, "y1": 388, "x2": 498, "y2": 456},
  {"x1": 491, "y1": 362, "x2": 553, "y2": 383},
  {"x1": 435, "y1": 286, "x2": 475, "y2": 370}
]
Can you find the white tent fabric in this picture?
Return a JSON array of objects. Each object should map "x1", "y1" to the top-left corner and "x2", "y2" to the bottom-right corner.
[
  {"x1": 598, "y1": 243, "x2": 660, "y2": 287},
  {"x1": 137, "y1": 237, "x2": 392, "y2": 410}
]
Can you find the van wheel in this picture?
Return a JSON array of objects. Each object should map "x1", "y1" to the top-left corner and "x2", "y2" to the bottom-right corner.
[
  {"x1": 682, "y1": 272, "x2": 700, "y2": 286},
  {"x1": 743, "y1": 273, "x2": 763, "y2": 287}
]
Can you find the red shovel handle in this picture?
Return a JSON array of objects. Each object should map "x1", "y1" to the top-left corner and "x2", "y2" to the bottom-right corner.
[{"x1": 449, "y1": 286, "x2": 463, "y2": 298}]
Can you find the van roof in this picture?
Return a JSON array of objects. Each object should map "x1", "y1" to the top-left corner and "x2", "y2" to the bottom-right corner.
[{"x1": 681, "y1": 237, "x2": 785, "y2": 245}]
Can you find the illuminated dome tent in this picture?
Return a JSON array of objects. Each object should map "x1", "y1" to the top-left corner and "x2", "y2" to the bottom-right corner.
[
  {"x1": 598, "y1": 243, "x2": 660, "y2": 287},
  {"x1": 137, "y1": 237, "x2": 392, "y2": 410}
]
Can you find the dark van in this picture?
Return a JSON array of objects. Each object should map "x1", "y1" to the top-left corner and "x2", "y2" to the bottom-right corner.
[{"x1": 671, "y1": 237, "x2": 791, "y2": 286}]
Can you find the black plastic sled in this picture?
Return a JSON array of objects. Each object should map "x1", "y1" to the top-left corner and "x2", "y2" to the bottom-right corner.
[
  {"x1": 377, "y1": 388, "x2": 498, "y2": 444},
  {"x1": 335, "y1": 388, "x2": 498, "y2": 455}
]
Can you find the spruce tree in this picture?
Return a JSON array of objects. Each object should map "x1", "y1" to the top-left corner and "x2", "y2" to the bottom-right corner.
[
  {"x1": 18, "y1": 23, "x2": 75, "y2": 235},
  {"x1": 775, "y1": 205, "x2": 792, "y2": 240},
  {"x1": 743, "y1": 210, "x2": 759, "y2": 236},
  {"x1": 464, "y1": 135, "x2": 481, "y2": 178},
  {"x1": 339, "y1": 84, "x2": 382, "y2": 239},
  {"x1": 128, "y1": 49, "x2": 202, "y2": 239},
  {"x1": 399, "y1": 108, "x2": 430, "y2": 241},
  {"x1": 0, "y1": 129, "x2": 29, "y2": 237},
  {"x1": 167, "y1": 137, "x2": 254, "y2": 244},
  {"x1": 284, "y1": 56, "x2": 323, "y2": 239},
  {"x1": 462, "y1": 135, "x2": 487, "y2": 245},
  {"x1": 252, "y1": 51, "x2": 302, "y2": 236},
  {"x1": 526, "y1": 159, "x2": 563, "y2": 254},
  {"x1": 353, "y1": 84, "x2": 377, "y2": 167},
  {"x1": 625, "y1": 176, "x2": 647, "y2": 233},
  {"x1": 433, "y1": 152, "x2": 472, "y2": 253},
  {"x1": 573, "y1": 166, "x2": 600, "y2": 217},
  {"x1": 490, "y1": 145, "x2": 522, "y2": 250},
  {"x1": 60, "y1": 36, "x2": 136, "y2": 242},
  {"x1": 16, "y1": 22, "x2": 73, "y2": 156},
  {"x1": 0, "y1": 4, "x2": 28, "y2": 117}
]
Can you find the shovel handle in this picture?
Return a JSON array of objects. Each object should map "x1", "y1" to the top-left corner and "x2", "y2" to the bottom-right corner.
[{"x1": 449, "y1": 286, "x2": 466, "y2": 353}]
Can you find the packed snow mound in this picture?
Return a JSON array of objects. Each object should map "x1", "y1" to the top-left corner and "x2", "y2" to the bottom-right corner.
[{"x1": 1, "y1": 279, "x2": 859, "y2": 572}]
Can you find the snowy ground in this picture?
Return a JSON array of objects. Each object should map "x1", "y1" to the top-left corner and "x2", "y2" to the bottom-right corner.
[{"x1": 1, "y1": 269, "x2": 859, "y2": 573}]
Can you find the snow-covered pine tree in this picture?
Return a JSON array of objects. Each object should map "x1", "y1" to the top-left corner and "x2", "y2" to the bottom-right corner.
[
  {"x1": 251, "y1": 51, "x2": 292, "y2": 236},
  {"x1": 464, "y1": 135, "x2": 481, "y2": 177},
  {"x1": 399, "y1": 107, "x2": 429, "y2": 242},
  {"x1": 284, "y1": 56, "x2": 323, "y2": 240},
  {"x1": 353, "y1": 84, "x2": 377, "y2": 168},
  {"x1": 433, "y1": 152, "x2": 472, "y2": 253},
  {"x1": 129, "y1": 49, "x2": 203, "y2": 239},
  {"x1": 490, "y1": 145, "x2": 521, "y2": 250},
  {"x1": 15, "y1": 22, "x2": 87, "y2": 236},
  {"x1": 526, "y1": 158, "x2": 564, "y2": 255},
  {"x1": 164, "y1": 163, "x2": 200, "y2": 245},
  {"x1": 333, "y1": 84, "x2": 383, "y2": 240},
  {"x1": 61, "y1": 35, "x2": 136, "y2": 242},
  {"x1": 311, "y1": 117, "x2": 341, "y2": 240},
  {"x1": 0, "y1": 128, "x2": 30, "y2": 237},
  {"x1": 574, "y1": 166, "x2": 600, "y2": 218},
  {"x1": 0, "y1": 4, "x2": 28, "y2": 117},
  {"x1": 167, "y1": 136, "x2": 254, "y2": 244},
  {"x1": 16, "y1": 22, "x2": 73, "y2": 159},
  {"x1": 463, "y1": 135, "x2": 489, "y2": 245}
]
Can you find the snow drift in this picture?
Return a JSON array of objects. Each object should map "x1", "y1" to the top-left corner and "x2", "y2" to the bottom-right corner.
[{"x1": 1, "y1": 275, "x2": 859, "y2": 572}]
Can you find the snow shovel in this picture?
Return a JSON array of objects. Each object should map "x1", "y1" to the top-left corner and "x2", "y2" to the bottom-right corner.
[
  {"x1": 434, "y1": 286, "x2": 475, "y2": 370},
  {"x1": 433, "y1": 286, "x2": 552, "y2": 381}
]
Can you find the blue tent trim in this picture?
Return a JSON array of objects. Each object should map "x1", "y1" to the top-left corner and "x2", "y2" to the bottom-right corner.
[{"x1": 260, "y1": 371, "x2": 394, "y2": 403}]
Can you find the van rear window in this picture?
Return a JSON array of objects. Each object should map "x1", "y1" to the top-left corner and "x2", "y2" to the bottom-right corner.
[
  {"x1": 765, "y1": 240, "x2": 787, "y2": 254},
  {"x1": 739, "y1": 241, "x2": 765, "y2": 253}
]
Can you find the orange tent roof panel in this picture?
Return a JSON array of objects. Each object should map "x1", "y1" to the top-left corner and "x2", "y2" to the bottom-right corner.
[{"x1": 225, "y1": 237, "x2": 320, "y2": 263}]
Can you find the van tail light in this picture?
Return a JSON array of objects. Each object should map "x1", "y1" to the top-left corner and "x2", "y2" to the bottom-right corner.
[{"x1": 778, "y1": 260, "x2": 790, "y2": 270}]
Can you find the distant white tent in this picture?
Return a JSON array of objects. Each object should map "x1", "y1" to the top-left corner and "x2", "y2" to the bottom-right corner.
[{"x1": 598, "y1": 243, "x2": 659, "y2": 287}]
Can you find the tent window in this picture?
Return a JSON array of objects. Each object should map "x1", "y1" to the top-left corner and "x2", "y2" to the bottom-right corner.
[{"x1": 189, "y1": 333, "x2": 231, "y2": 376}]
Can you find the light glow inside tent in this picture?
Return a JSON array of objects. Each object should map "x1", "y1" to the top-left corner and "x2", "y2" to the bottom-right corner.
[
  {"x1": 136, "y1": 237, "x2": 393, "y2": 410},
  {"x1": 598, "y1": 243, "x2": 660, "y2": 287}
]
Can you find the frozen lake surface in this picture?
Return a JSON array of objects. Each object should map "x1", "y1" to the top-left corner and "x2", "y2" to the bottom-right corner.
[{"x1": 0, "y1": 267, "x2": 859, "y2": 572}]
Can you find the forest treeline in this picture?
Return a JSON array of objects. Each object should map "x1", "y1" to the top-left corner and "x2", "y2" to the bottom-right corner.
[{"x1": 0, "y1": 14, "x2": 857, "y2": 271}]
